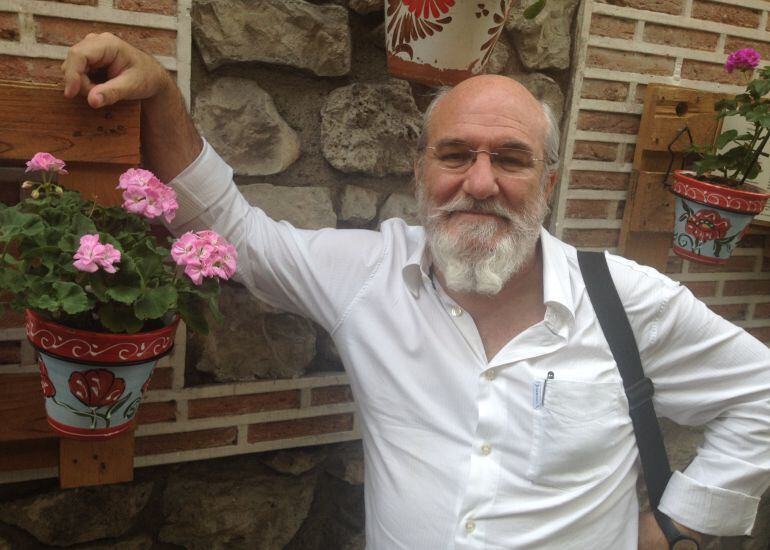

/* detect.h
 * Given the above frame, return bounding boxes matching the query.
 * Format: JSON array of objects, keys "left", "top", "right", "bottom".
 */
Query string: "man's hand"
[
  {"left": 638, "top": 511, "right": 706, "bottom": 549},
  {"left": 61, "top": 32, "right": 172, "bottom": 109}
]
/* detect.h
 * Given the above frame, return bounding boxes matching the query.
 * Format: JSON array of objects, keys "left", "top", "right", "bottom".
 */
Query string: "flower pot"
[
  {"left": 670, "top": 170, "right": 770, "bottom": 264},
  {"left": 25, "top": 309, "right": 179, "bottom": 440},
  {"left": 385, "top": 0, "right": 515, "bottom": 87}
]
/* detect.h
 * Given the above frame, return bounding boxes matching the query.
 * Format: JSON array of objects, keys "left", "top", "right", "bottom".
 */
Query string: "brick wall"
[{"left": 553, "top": 0, "right": 770, "bottom": 342}]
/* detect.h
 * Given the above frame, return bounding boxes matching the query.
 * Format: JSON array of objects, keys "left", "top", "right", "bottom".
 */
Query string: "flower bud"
[
  {"left": 31, "top": 190, "right": 40, "bottom": 199},
  {"left": 55, "top": 185, "right": 63, "bottom": 195},
  {"left": 21, "top": 181, "right": 33, "bottom": 189}
]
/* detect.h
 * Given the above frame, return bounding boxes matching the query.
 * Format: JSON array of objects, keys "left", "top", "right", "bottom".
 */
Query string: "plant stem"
[{"left": 741, "top": 127, "right": 770, "bottom": 185}]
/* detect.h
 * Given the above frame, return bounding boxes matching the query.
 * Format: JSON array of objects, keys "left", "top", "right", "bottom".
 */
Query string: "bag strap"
[{"left": 576, "top": 250, "right": 672, "bottom": 509}]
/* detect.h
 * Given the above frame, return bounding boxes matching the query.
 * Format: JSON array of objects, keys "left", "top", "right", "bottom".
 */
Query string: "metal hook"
[{"left": 662, "top": 125, "right": 696, "bottom": 187}]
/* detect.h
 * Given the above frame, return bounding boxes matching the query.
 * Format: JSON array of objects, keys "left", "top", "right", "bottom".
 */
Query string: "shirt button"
[
  {"left": 465, "top": 520, "right": 476, "bottom": 533},
  {"left": 485, "top": 369, "right": 497, "bottom": 380},
  {"left": 450, "top": 306, "right": 463, "bottom": 317},
  {"left": 481, "top": 444, "right": 492, "bottom": 456}
]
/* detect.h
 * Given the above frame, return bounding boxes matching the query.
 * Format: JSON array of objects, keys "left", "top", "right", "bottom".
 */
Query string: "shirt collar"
[{"left": 400, "top": 227, "right": 577, "bottom": 323}]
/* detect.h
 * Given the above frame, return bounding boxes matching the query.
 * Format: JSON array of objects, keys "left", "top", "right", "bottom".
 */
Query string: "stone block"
[
  {"left": 348, "top": 0, "right": 383, "bottom": 15},
  {"left": 194, "top": 77, "right": 300, "bottom": 177},
  {"left": 192, "top": 0, "right": 351, "bottom": 76},
  {"left": 378, "top": 192, "right": 420, "bottom": 225},
  {"left": 0, "top": 483, "right": 153, "bottom": 546},
  {"left": 506, "top": 0, "right": 580, "bottom": 71},
  {"left": 512, "top": 72, "right": 565, "bottom": 124},
  {"left": 240, "top": 183, "right": 337, "bottom": 229},
  {"left": 321, "top": 80, "right": 421, "bottom": 177},
  {"left": 340, "top": 184, "right": 379, "bottom": 224}
]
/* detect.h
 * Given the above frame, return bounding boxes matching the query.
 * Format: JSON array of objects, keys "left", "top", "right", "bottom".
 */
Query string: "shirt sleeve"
[
  {"left": 611, "top": 257, "right": 770, "bottom": 536},
  {"left": 166, "top": 140, "right": 388, "bottom": 332}
]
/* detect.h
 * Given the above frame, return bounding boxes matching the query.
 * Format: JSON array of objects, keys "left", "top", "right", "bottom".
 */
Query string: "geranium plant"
[
  {"left": 0, "top": 153, "right": 236, "bottom": 334},
  {"left": 692, "top": 48, "right": 770, "bottom": 186}
]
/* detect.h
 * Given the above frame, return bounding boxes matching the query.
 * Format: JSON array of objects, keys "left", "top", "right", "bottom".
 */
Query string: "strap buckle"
[{"left": 626, "top": 377, "right": 655, "bottom": 410}]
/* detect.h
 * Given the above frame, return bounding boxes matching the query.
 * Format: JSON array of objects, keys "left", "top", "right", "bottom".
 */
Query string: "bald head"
[{"left": 417, "top": 75, "right": 560, "bottom": 171}]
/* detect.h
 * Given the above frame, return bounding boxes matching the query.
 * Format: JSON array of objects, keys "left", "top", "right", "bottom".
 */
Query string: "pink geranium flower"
[
  {"left": 725, "top": 48, "right": 761, "bottom": 73},
  {"left": 25, "top": 153, "right": 67, "bottom": 174},
  {"left": 171, "top": 230, "right": 237, "bottom": 285},
  {"left": 116, "top": 168, "right": 178, "bottom": 223},
  {"left": 73, "top": 234, "right": 121, "bottom": 274}
]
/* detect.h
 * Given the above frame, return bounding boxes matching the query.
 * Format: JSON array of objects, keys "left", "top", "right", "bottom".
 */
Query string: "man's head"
[{"left": 414, "top": 75, "right": 559, "bottom": 295}]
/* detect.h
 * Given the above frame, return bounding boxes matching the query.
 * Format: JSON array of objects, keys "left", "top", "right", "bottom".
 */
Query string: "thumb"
[{"left": 88, "top": 72, "right": 136, "bottom": 108}]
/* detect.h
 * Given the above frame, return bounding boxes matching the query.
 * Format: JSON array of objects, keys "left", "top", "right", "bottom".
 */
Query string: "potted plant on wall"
[
  {"left": 0, "top": 153, "right": 237, "bottom": 439},
  {"left": 672, "top": 48, "right": 770, "bottom": 265}
]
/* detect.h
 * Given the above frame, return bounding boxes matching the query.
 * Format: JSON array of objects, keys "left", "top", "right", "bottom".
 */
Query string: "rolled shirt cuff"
[{"left": 658, "top": 470, "right": 760, "bottom": 536}]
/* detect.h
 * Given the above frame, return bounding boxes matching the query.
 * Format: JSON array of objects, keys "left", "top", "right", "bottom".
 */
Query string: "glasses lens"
[
  {"left": 432, "top": 144, "right": 475, "bottom": 170},
  {"left": 494, "top": 148, "right": 536, "bottom": 173}
]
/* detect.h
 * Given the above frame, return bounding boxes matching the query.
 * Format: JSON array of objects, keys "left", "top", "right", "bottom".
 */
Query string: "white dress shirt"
[{"left": 169, "top": 141, "right": 770, "bottom": 549}]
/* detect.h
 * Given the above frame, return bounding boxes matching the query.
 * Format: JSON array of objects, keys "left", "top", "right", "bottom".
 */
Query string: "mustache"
[{"left": 429, "top": 195, "right": 514, "bottom": 222}]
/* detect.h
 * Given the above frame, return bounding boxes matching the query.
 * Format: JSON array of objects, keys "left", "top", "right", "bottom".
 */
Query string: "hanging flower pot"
[
  {"left": 384, "top": 0, "right": 516, "bottom": 87},
  {"left": 670, "top": 170, "right": 770, "bottom": 265},
  {"left": 26, "top": 308, "right": 179, "bottom": 440}
]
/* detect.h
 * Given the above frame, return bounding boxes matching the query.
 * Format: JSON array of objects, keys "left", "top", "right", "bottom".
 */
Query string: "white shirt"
[{"left": 170, "top": 141, "right": 770, "bottom": 549}]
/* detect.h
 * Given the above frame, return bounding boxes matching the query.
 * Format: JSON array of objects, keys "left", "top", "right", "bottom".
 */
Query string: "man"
[{"left": 62, "top": 33, "right": 770, "bottom": 549}]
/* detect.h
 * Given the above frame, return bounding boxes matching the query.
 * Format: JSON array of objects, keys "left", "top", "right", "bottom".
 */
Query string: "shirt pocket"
[{"left": 526, "top": 379, "right": 629, "bottom": 488}]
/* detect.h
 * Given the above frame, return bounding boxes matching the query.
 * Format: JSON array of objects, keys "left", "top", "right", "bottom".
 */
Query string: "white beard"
[{"left": 417, "top": 183, "right": 549, "bottom": 296}]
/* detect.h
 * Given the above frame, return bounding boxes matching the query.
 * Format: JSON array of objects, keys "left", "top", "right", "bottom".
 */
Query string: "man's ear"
[{"left": 545, "top": 170, "right": 558, "bottom": 199}]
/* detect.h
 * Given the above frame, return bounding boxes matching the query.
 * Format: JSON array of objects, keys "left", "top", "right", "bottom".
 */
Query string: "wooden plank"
[
  {"left": 626, "top": 171, "right": 676, "bottom": 233},
  {"left": 59, "top": 429, "right": 134, "bottom": 488},
  {"left": 0, "top": 80, "right": 140, "bottom": 165},
  {"left": 0, "top": 373, "right": 57, "bottom": 442},
  {"left": 58, "top": 162, "right": 132, "bottom": 206},
  {"left": 0, "top": 438, "right": 58, "bottom": 472}
]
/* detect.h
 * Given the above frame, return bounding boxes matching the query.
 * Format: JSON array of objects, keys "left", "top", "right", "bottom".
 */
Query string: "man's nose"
[{"left": 462, "top": 151, "right": 500, "bottom": 200}]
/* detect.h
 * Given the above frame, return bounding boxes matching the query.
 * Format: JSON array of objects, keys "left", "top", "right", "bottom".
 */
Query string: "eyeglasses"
[{"left": 424, "top": 144, "right": 545, "bottom": 177}]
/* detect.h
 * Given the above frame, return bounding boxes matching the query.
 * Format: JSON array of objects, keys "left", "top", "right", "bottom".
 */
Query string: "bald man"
[{"left": 61, "top": 34, "right": 770, "bottom": 550}]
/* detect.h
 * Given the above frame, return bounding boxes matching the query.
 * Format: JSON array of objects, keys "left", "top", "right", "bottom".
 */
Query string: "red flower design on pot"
[
  {"left": 402, "top": 0, "right": 455, "bottom": 18},
  {"left": 685, "top": 209, "right": 731, "bottom": 242},
  {"left": 69, "top": 369, "right": 126, "bottom": 408},
  {"left": 37, "top": 357, "right": 55, "bottom": 398}
]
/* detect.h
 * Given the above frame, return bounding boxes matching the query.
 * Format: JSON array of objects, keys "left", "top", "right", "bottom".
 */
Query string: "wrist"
[{"left": 654, "top": 510, "right": 705, "bottom": 550}]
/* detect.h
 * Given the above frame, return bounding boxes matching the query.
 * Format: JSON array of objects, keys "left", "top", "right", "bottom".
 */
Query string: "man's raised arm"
[{"left": 61, "top": 33, "right": 202, "bottom": 183}]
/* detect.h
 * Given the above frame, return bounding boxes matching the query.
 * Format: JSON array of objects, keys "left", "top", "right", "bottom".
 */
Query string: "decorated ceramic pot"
[
  {"left": 26, "top": 309, "right": 179, "bottom": 440},
  {"left": 385, "top": 0, "right": 516, "bottom": 86},
  {"left": 670, "top": 170, "right": 770, "bottom": 264}
]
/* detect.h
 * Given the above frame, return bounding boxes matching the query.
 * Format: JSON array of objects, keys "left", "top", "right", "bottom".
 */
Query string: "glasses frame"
[{"left": 423, "top": 145, "right": 546, "bottom": 177}]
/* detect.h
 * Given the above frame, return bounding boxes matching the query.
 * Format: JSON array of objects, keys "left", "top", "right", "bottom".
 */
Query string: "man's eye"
[
  {"left": 496, "top": 152, "right": 533, "bottom": 170},
  {"left": 439, "top": 151, "right": 473, "bottom": 164}
]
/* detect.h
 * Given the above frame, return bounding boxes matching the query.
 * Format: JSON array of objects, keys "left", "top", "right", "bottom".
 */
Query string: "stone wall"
[{"left": 1, "top": 0, "right": 770, "bottom": 548}]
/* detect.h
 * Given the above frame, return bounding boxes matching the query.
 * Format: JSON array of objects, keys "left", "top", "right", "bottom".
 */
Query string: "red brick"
[
  {"left": 0, "top": 341, "right": 20, "bottom": 364},
  {"left": 570, "top": 170, "right": 630, "bottom": 191},
  {"left": 147, "top": 367, "right": 173, "bottom": 390},
  {"left": 643, "top": 24, "right": 718, "bottom": 52},
  {"left": 615, "top": 200, "right": 625, "bottom": 219},
  {"left": 681, "top": 60, "right": 745, "bottom": 85},
  {"left": 136, "top": 400, "right": 176, "bottom": 425},
  {"left": 682, "top": 281, "right": 717, "bottom": 297},
  {"left": 577, "top": 110, "right": 641, "bottom": 135},
  {"left": 135, "top": 427, "right": 237, "bottom": 456},
  {"left": 708, "top": 303, "right": 748, "bottom": 321},
  {"left": 723, "top": 280, "right": 770, "bottom": 296},
  {"left": 587, "top": 47, "right": 675, "bottom": 77},
  {"left": 311, "top": 385, "right": 354, "bottom": 406},
  {"left": 635, "top": 84, "right": 648, "bottom": 104},
  {"left": 595, "top": 0, "right": 683, "bottom": 15},
  {"left": 581, "top": 79, "right": 629, "bottom": 101},
  {"left": 565, "top": 199, "right": 612, "bottom": 219},
  {"left": 573, "top": 141, "right": 618, "bottom": 162},
  {"left": 50, "top": 0, "right": 97, "bottom": 4},
  {"left": 753, "top": 302, "right": 770, "bottom": 318},
  {"left": 692, "top": 1, "right": 760, "bottom": 29},
  {"left": 747, "top": 327, "right": 770, "bottom": 343},
  {"left": 188, "top": 390, "right": 301, "bottom": 419},
  {"left": 247, "top": 413, "right": 355, "bottom": 443},
  {"left": 590, "top": 14, "right": 636, "bottom": 39},
  {"left": 561, "top": 229, "right": 620, "bottom": 248},
  {"left": 35, "top": 17, "right": 176, "bottom": 57},
  {"left": 624, "top": 144, "right": 635, "bottom": 163},
  {"left": 0, "top": 55, "right": 61, "bottom": 84},
  {"left": 724, "top": 37, "right": 770, "bottom": 63},
  {"left": 665, "top": 255, "right": 683, "bottom": 274},
  {"left": 0, "top": 12, "right": 19, "bottom": 41},
  {"left": 115, "top": 0, "right": 177, "bottom": 16},
  {"left": 687, "top": 255, "right": 756, "bottom": 273}
]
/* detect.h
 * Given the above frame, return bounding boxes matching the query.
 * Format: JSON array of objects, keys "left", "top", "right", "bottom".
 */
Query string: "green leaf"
[
  {"left": 715, "top": 129, "right": 738, "bottom": 150},
  {"left": 176, "top": 293, "right": 209, "bottom": 335},
  {"left": 523, "top": 0, "right": 546, "bottom": 19},
  {"left": 134, "top": 285, "right": 178, "bottom": 320},
  {"left": 98, "top": 302, "right": 144, "bottom": 333},
  {"left": 749, "top": 78, "right": 770, "bottom": 99},
  {"left": 54, "top": 282, "right": 90, "bottom": 314},
  {"left": 105, "top": 256, "right": 142, "bottom": 304}
]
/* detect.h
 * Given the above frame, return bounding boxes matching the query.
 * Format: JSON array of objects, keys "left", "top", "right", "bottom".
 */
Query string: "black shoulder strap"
[{"left": 576, "top": 250, "right": 672, "bottom": 509}]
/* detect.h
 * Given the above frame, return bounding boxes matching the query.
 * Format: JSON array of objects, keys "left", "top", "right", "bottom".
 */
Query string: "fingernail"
[{"left": 93, "top": 93, "right": 104, "bottom": 107}]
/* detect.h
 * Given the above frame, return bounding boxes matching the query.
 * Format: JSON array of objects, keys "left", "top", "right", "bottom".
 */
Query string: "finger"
[
  {"left": 88, "top": 70, "right": 137, "bottom": 108},
  {"left": 61, "top": 35, "right": 120, "bottom": 98}
]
